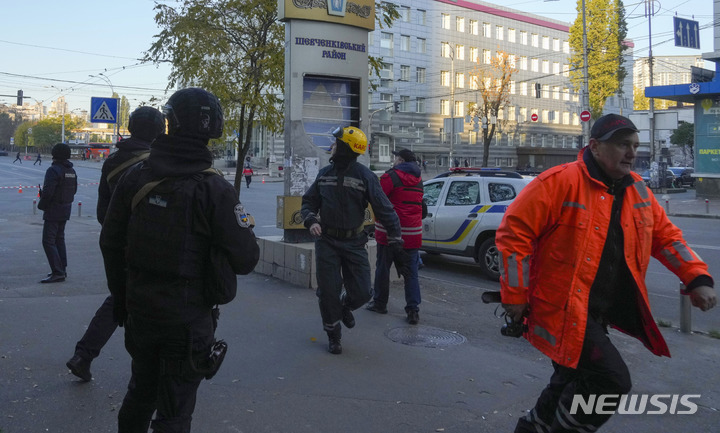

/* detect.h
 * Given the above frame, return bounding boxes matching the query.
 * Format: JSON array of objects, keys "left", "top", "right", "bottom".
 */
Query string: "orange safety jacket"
[{"left": 496, "top": 149, "right": 711, "bottom": 369}]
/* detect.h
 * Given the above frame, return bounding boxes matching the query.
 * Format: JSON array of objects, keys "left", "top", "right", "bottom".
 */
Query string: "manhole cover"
[{"left": 385, "top": 326, "right": 466, "bottom": 348}]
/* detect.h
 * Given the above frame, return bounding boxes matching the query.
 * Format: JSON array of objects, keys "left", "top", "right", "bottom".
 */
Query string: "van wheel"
[{"left": 477, "top": 238, "right": 501, "bottom": 281}]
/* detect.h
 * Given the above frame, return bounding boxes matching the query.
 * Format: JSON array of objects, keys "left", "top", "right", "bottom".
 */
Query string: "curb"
[{"left": 667, "top": 213, "right": 720, "bottom": 220}]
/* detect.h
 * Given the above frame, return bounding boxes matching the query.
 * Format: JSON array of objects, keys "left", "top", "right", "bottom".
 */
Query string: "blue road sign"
[
  {"left": 90, "top": 97, "right": 118, "bottom": 124},
  {"left": 674, "top": 17, "right": 700, "bottom": 49}
]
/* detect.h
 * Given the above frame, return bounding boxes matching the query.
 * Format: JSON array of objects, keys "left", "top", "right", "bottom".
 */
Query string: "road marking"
[{"left": 689, "top": 244, "right": 720, "bottom": 251}]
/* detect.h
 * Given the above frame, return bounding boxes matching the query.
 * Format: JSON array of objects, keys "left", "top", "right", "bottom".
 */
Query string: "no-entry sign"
[
  {"left": 580, "top": 110, "right": 591, "bottom": 122},
  {"left": 531, "top": 113, "right": 538, "bottom": 122}
]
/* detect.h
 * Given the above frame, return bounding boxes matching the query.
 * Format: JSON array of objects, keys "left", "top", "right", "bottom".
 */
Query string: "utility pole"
[
  {"left": 581, "top": 0, "right": 590, "bottom": 143},
  {"left": 449, "top": 43, "right": 455, "bottom": 168},
  {"left": 646, "top": 0, "right": 656, "bottom": 164}
]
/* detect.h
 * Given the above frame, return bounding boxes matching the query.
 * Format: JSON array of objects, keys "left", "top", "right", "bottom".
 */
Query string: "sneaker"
[
  {"left": 365, "top": 301, "right": 388, "bottom": 314},
  {"left": 66, "top": 355, "right": 92, "bottom": 382},
  {"left": 341, "top": 306, "right": 356, "bottom": 329},
  {"left": 407, "top": 310, "right": 419, "bottom": 325}
]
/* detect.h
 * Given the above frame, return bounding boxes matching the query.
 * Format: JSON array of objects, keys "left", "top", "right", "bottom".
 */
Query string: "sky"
[{"left": 0, "top": 0, "right": 714, "bottom": 112}]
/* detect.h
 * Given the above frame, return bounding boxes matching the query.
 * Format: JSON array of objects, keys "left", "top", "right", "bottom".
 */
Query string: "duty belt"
[{"left": 324, "top": 225, "right": 365, "bottom": 240}]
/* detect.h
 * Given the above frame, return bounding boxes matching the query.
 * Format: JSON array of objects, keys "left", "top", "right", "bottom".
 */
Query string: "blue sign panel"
[
  {"left": 90, "top": 97, "right": 118, "bottom": 124},
  {"left": 674, "top": 17, "right": 700, "bottom": 49}
]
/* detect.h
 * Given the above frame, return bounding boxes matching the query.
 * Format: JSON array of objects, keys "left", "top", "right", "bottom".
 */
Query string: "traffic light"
[
  {"left": 535, "top": 83, "right": 541, "bottom": 98},
  {"left": 394, "top": 101, "right": 400, "bottom": 113},
  {"left": 17, "top": 90, "right": 23, "bottom": 106}
]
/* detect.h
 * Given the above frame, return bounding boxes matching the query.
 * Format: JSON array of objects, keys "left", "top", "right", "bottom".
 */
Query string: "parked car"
[
  {"left": 640, "top": 169, "right": 676, "bottom": 188},
  {"left": 421, "top": 169, "right": 531, "bottom": 280},
  {"left": 668, "top": 167, "right": 695, "bottom": 188}
]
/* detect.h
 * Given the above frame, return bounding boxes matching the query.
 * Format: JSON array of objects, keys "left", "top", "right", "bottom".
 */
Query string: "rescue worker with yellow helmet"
[{"left": 302, "top": 126, "right": 409, "bottom": 354}]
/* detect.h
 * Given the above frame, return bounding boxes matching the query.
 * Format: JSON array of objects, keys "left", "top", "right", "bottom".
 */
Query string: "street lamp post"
[
  {"left": 581, "top": 0, "right": 590, "bottom": 144},
  {"left": 445, "top": 42, "right": 456, "bottom": 168}
]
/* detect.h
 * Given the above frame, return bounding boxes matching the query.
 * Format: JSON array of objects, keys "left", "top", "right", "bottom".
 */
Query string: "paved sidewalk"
[{"left": 1, "top": 202, "right": 719, "bottom": 433}]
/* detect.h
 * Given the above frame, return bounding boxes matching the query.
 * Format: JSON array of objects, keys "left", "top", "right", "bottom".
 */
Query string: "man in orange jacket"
[{"left": 496, "top": 114, "right": 716, "bottom": 433}]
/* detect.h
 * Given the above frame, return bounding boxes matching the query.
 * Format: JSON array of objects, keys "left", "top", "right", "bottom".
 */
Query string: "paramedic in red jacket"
[
  {"left": 368, "top": 148, "right": 424, "bottom": 325},
  {"left": 496, "top": 114, "right": 716, "bottom": 433}
]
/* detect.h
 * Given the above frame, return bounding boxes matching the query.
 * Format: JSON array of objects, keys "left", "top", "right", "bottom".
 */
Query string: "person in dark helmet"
[
  {"left": 37, "top": 143, "right": 77, "bottom": 283},
  {"left": 100, "top": 88, "right": 259, "bottom": 432},
  {"left": 66, "top": 106, "right": 165, "bottom": 383},
  {"left": 301, "top": 126, "right": 408, "bottom": 355}
]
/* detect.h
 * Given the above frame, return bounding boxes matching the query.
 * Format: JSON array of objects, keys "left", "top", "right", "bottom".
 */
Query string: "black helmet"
[
  {"left": 128, "top": 106, "right": 165, "bottom": 142},
  {"left": 51, "top": 143, "right": 71, "bottom": 160},
  {"left": 163, "top": 88, "right": 224, "bottom": 139}
]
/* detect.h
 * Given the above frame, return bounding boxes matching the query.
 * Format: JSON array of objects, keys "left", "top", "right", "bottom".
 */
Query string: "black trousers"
[
  {"left": 74, "top": 295, "right": 118, "bottom": 361},
  {"left": 118, "top": 313, "right": 214, "bottom": 433},
  {"left": 42, "top": 219, "right": 67, "bottom": 276},
  {"left": 515, "top": 316, "right": 632, "bottom": 433},
  {"left": 244, "top": 175, "right": 252, "bottom": 187},
  {"left": 315, "top": 233, "right": 372, "bottom": 332}
]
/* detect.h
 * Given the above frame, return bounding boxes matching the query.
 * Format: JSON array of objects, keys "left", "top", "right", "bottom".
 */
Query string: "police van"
[{"left": 421, "top": 168, "right": 532, "bottom": 280}]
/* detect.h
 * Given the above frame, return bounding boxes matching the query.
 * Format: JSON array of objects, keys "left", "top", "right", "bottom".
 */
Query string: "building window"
[
  {"left": 470, "top": 75, "right": 479, "bottom": 90},
  {"left": 470, "top": 47, "right": 478, "bottom": 63},
  {"left": 456, "top": 44, "right": 465, "bottom": 60},
  {"left": 441, "top": 42, "right": 451, "bottom": 58},
  {"left": 542, "top": 60, "right": 549, "bottom": 74},
  {"left": 531, "top": 33, "right": 538, "bottom": 47},
  {"left": 508, "top": 106, "right": 516, "bottom": 121},
  {"left": 508, "top": 28, "right": 516, "bottom": 43},
  {"left": 416, "top": 67, "right": 426, "bottom": 83},
  {"left": 455, "top": 100, "right": 464, "bottom": 117},
  {"left": 400, "top": 6, "right": 410, "bottom": 22},
  {"left": 510, "top": 81, "right": 516, "bottom": 94},
  {"left": 469, "top": 131, "right": 477, "bottom": 145},
  {"left": 563, "top": 111, "right": 570, "bottom": 125},
  {"left": 563, "top": 64, "right": 570, "bottom": 77},
  {"left": 456, "top": 16, "right": 465, "bottom": 32},
  {"left": 553, "top": 62, "right": 560, "bottom": 75},
  {"left": 417, "top": 97, "right": 425, "bottom": 113},
  {"left": 542, "top": 109, "right": 549, "bottom": 124},
  {"left": 441, "top": 70, "right": 450, "bottom": 87},
  {"left": 441, "top": 13, "right": 450, "bottom": 29},
  {"left": 520, "top": 107, "right": 527, "bottom": 122},
  {"left": 381, "top": 32, "right": 393, "bottom": 56},
  {"left": 553, "top": 38, "right": 560, "bottom": 51},
  {"left": 496, "top": 26, "right": 504, "bottom": 40},
  {"left": 400, "top": 35, "right": 410, "bottom": 51},
  {"left": 380, "top": 93, "right": 393, "bottom": 102},
  {"left": 456, "top": 72, "right": 464, "bottom": 88},
  {"left": 400, "top": 95, "right": 410, "bottom": 112},
  {"left": 553, "top": 86, "right": 560, "bottom": 99},
  {"left": 417, "top": 9, "right": 426, "bottom": 25},
  {"left": 483, "top": 22, "right": 491, "bottom": 38},
  {"left": 508, "top": 54, "right": 516, "bottom": 68},
  {"left": 542, "top": 84, "right": 549, "bottom": 99},
  {"left": 520, "top": 82, "right": 527, "bottom": 96},
  {"left": 483, "top": 49, "right": 491, "bottom": 64},
  {"left": 553, "top": 110, "right": 560, "bottom": 124},
  {"left": 542, "top": 35, "right": 550, "bottom": 50},
  {"left": 400, "top": 65, "right": 410, "bottom": 81},
  {"left": 417, "top": 38, "right": 426, "bottom": 53},
  {"left": 441, "top": 99, "right": 450, "bottom": 116},
  {"left": 520, "top": 31, "right": 528, "bottom": 45},
  {"left": 531, "top": 58, "right": 539, "bottom": 72},
  {"left": 563, "top": 40, "right": 570, "bottom": 53},
  {"left": 520, "top": 56, "right": 528, "bottom": 70},
  {"left": 470, "top": 19, "right": 478, "bottom": 35}
]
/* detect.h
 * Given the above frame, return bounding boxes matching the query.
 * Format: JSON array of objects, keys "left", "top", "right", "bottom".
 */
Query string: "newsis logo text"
[{"left": 570, "top": 394, "right": 701, "bottom": 415}]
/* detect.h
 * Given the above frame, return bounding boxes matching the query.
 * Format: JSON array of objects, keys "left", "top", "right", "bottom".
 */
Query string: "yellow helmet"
[{"left": 332, "top": 126, "right": 367, "bottom": 155}]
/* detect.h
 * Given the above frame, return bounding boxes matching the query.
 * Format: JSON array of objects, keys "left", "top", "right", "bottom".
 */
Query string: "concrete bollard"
[
  {"left": 680, "top": 283, "right": 692, "bottom": 334},
  {"left": 33, "top": 199, "right": 37, "bottom": 215},
  {"left": 665, "top": 199, "right": 669, "bottom": 213},
  {"left": 706, "top": 199, "right": 710, "bottom": 214},
  {"left": 78, "top": 201, "right": 82, "bottom": 217}
]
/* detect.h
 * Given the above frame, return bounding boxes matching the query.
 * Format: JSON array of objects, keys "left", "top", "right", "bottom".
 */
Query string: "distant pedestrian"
[
  {"left": 37, "top": 143, "right": 77, "bottom": 283},
  {"left": 13, "top": 151, "right": 22, "bottom": 164},
  {"left": 34, "top": 152, "right": 42, "bottom": 166},
  {"left": 454, "top": 158, "right": 459, "bottom": 168},
  {"left": 463, "top": 158, "right": 469, "bottom": 167},
  {"left": 243, "top": 157, "right": 253, "bottom": 188},
  {"left": 422, "top": 160, "right": 427, "bottom": 172}
]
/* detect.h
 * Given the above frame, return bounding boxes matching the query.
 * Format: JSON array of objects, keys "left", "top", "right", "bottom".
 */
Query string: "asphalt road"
[{"left": 1, "top": 156, "right": 719, "bottom": 433}]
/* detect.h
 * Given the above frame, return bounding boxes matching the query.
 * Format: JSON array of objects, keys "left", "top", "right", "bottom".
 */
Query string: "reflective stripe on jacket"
[{"left": 496, "top": 148, "right": 711, "bottom": 369}]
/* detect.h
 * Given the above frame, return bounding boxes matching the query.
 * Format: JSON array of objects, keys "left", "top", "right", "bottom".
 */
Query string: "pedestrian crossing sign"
[{"left": 90, "top": 97, "right": 118, "bottom": 124}]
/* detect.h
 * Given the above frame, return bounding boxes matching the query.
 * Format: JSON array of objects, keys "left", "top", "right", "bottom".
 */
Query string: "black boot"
[
  {"left": 66, "top": 354, "right": 92, "bottom": 382},
  {"left": 341, "top": 306, "right": 355, "bottom": 329},
  {"left": 327, "top": 325, "right": 342, "bottom": 355}
]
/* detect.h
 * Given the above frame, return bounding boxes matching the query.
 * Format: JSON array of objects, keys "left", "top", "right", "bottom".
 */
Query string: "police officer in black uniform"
[
  {"left": 301, "top": 126, "right": 407, "bottom": 355},
  {"left": 38, "top": 143, "right": 77, "bottom": 283},
  {"left": 100, "top": 88, "right": 259, "bottom": 432},
  {"left": 66, "top": 106, "right": 165, "bottom": 382}
]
